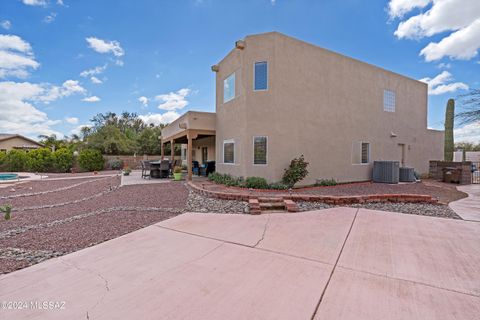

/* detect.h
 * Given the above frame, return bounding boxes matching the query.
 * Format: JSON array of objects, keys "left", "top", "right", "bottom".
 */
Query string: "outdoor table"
[{"left": 149, "top": 161, "right": 162, "bottom": 178}]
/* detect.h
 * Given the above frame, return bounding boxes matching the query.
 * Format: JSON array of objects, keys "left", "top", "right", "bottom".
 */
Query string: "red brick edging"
[{"left": 187, "top": 181, "right": 438, "bottom": 205}]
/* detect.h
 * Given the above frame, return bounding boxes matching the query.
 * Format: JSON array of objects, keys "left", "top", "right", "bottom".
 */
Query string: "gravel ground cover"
[
  {"left": 41, "top": 170, "right": 119, "bottom": 178},
  {"left": 0, "top": 180, "right": 189, "bottom": 274},
  {"left": 186, "top": 190, "right": 248, "bottom": 213},
  {"left": 7, "top": 176, "right": 120, "bottom": 209},
  {"left": 0, "top": 179, "right": 99, "bottom": 198}
]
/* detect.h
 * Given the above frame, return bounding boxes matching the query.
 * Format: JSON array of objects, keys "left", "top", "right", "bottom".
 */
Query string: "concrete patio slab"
[
  {"left": 120, "top": 170, "right": 171, "bottom": 186},
  {"left": 449, "top": 184, "right": 480, "bottom": 221},
  {"left": 314, "top": 267, "right": 480, "bottom": 320},
  {"left": 339, "top": 209, "right": 480, "bottom": 296}
]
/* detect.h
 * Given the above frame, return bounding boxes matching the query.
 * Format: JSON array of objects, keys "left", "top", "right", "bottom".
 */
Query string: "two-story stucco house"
[{"left": 161, "top": 32, "right": 443, "bottom": 184}]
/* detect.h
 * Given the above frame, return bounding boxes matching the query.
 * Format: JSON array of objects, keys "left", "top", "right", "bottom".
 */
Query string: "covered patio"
[{"left": 161, "top": 111, "right": 216, "bottom": 181}]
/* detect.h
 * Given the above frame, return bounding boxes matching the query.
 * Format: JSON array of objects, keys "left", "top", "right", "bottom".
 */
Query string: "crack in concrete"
[{"left": 253, "top": 213, "right": 271, "bottom": 248}]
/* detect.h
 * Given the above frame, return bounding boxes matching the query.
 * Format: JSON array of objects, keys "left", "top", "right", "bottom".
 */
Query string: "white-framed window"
[
  {"left": 254, "top": 61, "right": 268, "bottom": 91},
  {"left": 361, "top": 142, "right": 370, "bottom": 164},
  {"left": 223, "top": 72, "right": 235, "bottom": 103},
  {"left": 253, "top": 136, "right": 267, "bottom": 165},
  {"left": 383, "top": 90, "right": 395, "bottom": 112},
  {"left": 223, "top": 139, "right": 235, "bottom": 164}
]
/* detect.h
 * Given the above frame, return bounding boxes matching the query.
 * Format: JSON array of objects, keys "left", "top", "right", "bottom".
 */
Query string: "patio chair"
[
  {"left": 206, "top": 161, "right": 216, "bottom": 176},
  {"left": 141, "top": 160, "right": 151, "bottom": 179},
  {"left": 192, "top": 161, "right": 200, "bottom": 176},
  {"left": 159, "top": 160, "right": 170, "bottom": 178}
]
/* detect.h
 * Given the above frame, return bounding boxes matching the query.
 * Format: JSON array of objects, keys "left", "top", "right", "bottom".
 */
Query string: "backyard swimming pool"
[{"left": 0, "top": 173, "right": 18, "bottom": 181}]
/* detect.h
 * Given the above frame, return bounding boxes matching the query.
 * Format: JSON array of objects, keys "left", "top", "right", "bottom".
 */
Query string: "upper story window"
[
  {"left": 253, "top": 136, "right": 267, "bottom": 165},
  {"left": 383, "top": 90, "right": 395, "bottom": 112},
  {"left": 254, "top": 61, "right": 268, "bottom": 91},
  {"left": 223, "top": 72, "right": 235, "bottom": 103}
]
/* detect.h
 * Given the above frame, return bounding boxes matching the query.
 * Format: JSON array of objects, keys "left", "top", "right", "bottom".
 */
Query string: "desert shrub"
[
  {"left": 245, "top": 177, "right": 269, "bottom": 189},
  {"left": 208, "top": 172, "right": 243, "bottom": 186},
  {"left": 3, "top": 150, "right": 29, "bottom": 172},
  {"left": 315, "top": 178, "right": 337, "bottom": 187},
  {"left": 1, "top": 204, "right": 12, "bottom": 220},
  {"left": 268, "top": 182, "right": 289, "bottom": 190},
  {"left": 0, "top": 152, "right": 6, "bottom": 169},
  {"left": 52, "top": 148, "right": 73, "bottom": 173},
  {"left": 78, "top": 149, "right": 104, "bottom": 171},
  {"left": 282, "top": 155, "right": 309, "bottom": 187},
  {"left": 27, "top": 148, "right": 54, "bottom": 172},
  {"left": 107, "top": 159, "right": 123, "bottom": 170}
]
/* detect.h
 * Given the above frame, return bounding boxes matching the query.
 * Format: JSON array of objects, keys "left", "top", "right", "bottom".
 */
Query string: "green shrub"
[
  {"left": 0, "top": 152, "right": 6, "bottom": 169},
  {"left": 268, "top": 182, "right": 289, "bottom": 190},
  {"left": 0, "top": 204, "right": 12, "bottom": 220},
  {"left": 3, "top": 150, "right": 28, "bottom": 172},
  {"left": 245, "top": 176, "right": 269, "bottom": 189},
  {"left": 315, "top": 178, "right": 337, "bottom": 186},
  {"left": 78, "top": 149, "right": 104, "bottom": 171},
  {"left": 52, "top": 148, "right": 74, "bottom": 173},
  {"left": 27, "top": 148, "right": 53, "bottom": 172},
  {"left": 208, "top": 172, "right": 244, "bottom": 187},
  {"left": 282, "top": 155, "right": 309, "bottom": 187},
  {"left": 107, "top": 159, "right": 123, "bottom": 170}
]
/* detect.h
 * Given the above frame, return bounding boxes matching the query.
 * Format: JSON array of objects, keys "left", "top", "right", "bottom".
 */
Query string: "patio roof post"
[
  {"left": 187, "top": 133, "right": 193, "bottom": 181},
  {"left": 170, "top": 140, "right": 174, "bottom": 161},
  {"left": 160, "top": 141, "right": 165, "bottom": 160}
]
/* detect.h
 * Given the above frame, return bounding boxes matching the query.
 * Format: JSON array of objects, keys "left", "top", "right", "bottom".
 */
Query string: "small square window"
[
  {"left": 223, "top": 73, "right": 235, "bottom": 103},
  {"left": 254, "top": 61, "right": 268, "bottom": 91},
  {"left": 361, "top": 142, "right": 370, "bottom": 164},
  {"left": 223, "top": 140, "right": 235, "bottom": 164},
  {"left": 253, "top": 136, "right": 267, "bottom": 165},
  {"left": 384, "top": 90, "right": 395, "bottom": 112}
]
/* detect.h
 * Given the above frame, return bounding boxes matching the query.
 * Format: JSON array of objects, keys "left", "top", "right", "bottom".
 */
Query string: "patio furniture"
[
  {"left": 149, "top": 160, "right": 161, "bottom": 178},
  {"left": 200, "top": 161, "right": 216, "bottom": 176},
  {"left": 192, "top": 161, "right": 200, "bottom": 175},
  {"left": 159, "top": 160, "right": 171, "bottom": 178},
  {"left": 140, "top": 160, "right": 151, "bottom": 179}
]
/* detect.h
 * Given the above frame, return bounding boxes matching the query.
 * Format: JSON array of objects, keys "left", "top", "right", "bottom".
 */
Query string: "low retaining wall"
[
  {"left": 187, "top": 181, "right": 438, "bottom": 204},
  {"left": 429, "top": 161, "right": 472, "bottom": 185}
]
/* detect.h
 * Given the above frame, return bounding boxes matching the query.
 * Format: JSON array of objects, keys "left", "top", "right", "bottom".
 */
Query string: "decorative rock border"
[{"left": 187, "top": 181, "right": 438, "bottom": 205}]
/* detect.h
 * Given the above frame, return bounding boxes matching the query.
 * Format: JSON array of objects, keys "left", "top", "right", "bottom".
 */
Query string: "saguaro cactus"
[{"left": 444, "top": 99, "right": 455, "bottom": 161}]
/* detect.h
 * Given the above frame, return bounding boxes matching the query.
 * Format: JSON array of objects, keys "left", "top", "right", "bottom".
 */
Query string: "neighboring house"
[
  {"left": 161, "top": 32, "right": 444, "bottom": 184},
  {"left": 0, "top": 134, "right": 44, "bottom": 153}
]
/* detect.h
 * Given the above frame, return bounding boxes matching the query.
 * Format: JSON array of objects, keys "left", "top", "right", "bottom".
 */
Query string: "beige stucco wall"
[
  {"left": 161, "top": 111, "right": 215, "bottom": 141},
  {"left": 214, "top": 32, "right": 444, "bottom": 184},
  {"left": 0, "top": 137, "right": 42, "bottom": 152}
]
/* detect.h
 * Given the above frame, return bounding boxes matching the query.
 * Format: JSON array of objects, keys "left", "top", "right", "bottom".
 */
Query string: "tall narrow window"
[
  {"left": 383, "top": 90, "right": 395, "bottom": 112},
  {"left": 223, "top": 140, "right": 235, "bottom": 164},
  {"left": 253, "top": 136, "right": 267, "bottom": 165},
  {"left": 254, "top": 61, "right": 268, "bottom": 90},
  {"left": 361, "top": 142, "right": 370, "bottom": 164},
  {"left": 223, "top": 73, "right": 235, "bottom": 103}
]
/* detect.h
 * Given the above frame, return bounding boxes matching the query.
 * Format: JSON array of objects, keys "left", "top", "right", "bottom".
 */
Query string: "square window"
[
  {"left": 384, "top": 90, "right": 395, "bottom": 112},
  {"left": 254, "top": 61, "right": 268, "bottom": 91},
  {"left": 223, "top": 73, "right": 235, "bottom": 103},
  {"left": 253, "top": 136, "right": 267, "bottom": 165},
  {"left": 223, "top": 140, "right": 234, "bottom": 164}
]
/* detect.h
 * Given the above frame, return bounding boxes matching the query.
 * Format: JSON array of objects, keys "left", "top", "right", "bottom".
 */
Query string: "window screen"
[
  {"left": 361, "top": 142, "right": 370, "bottom": 164},
  {"left": 223, "top": 141, "right": 234, "bottom": 164},
  {"left": 254, "top": 61, "right": 268, "bottom": 90},
  {"left": 253, "top": 136, "right": 267, "bottom": 164},
  {"left": 223, "top": 73, "right": 235, "bottom": 103},
  {"left": 384, "top": 90, "right": 395, "bottom": 112}
]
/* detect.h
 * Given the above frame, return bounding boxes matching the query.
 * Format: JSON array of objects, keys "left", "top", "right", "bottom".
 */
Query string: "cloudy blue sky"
[{"left": 0, "top": 0, "right": 479, "bottom": 142}]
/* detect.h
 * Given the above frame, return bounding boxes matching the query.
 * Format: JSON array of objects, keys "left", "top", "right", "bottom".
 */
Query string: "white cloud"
[
  {"left": 389, "top": 0, "right": 480, "bottom": 61},
  {"left": 437, "top": 62, "right": 451, "bottom": 69},
  {"left": 1, "top": 20, "right": 11, "bottom": 30},
  {"left": 22, "top": 0, "right": 47, "bottom": 6},
  {"left": 86, "top": 37, "right": 124, "bottom": 57},
  {"left": 39, "top": 80, "right": 86, "bottom": 103},
  {"left": 80, "top": 64, "right": 107, "bottom": 77},
  {"left": 138, "top": 96, "right": 148, "bottom": 107},
  {"left": 57, "top": 0, "right": 64, "bottom": 5},
  {"left": 90, "top": 76, "right": 102, "bottom": 84},
  {"left": 65, "top": 117, "right": 79, "bottom": 124},
  {"left": 82, "top": 95, "right": 100, "bottom": 102},
  {"left": 139, "top": 111, "right": 180, "bottom": 125},
  {"left": 419, "top": 71, "right": 469, "bottom": 95},
  {"left": 155, "top": 88, "right": 191, "bottom": 111},
  {"left": 387, "top": 0, "right": 430, "bottom": 18},
  {"left": 114, "top": 59, "right": 124, "bottom": 66},
  {"left": 43, "top": 12, "right": 57, "bottom": 24},
  {"left": 0, "top": 34, "right": 39, "bottom": 78},
  {"left": 454, "top": 121, "right": 480, "bottom": 143}
]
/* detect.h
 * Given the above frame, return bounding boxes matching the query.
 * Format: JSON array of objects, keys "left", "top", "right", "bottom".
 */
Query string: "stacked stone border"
[{"left": 187, "top": 181, "right": 438, "bottom": 205}]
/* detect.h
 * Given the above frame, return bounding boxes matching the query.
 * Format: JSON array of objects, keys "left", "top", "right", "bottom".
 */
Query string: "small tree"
[
  {"left": 444, "top": 99, "right": 455, "bottom": 161},
  {"left": 282, "top": 155, "right": 309, "bottom": 187},
  {"left": 78, "top": 149, "right": 104, "bottom": 171}
]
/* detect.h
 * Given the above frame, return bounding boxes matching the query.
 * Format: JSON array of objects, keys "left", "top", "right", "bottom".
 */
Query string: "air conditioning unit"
[
  {"left": 399, "top": 167, "right": 416, "bottom": 182},
  {"left": 373, "top": 161, "right": 399, "bottom": 184}
]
